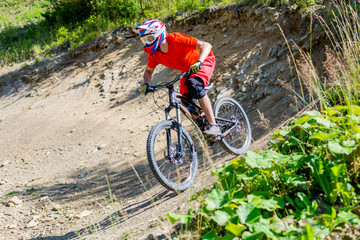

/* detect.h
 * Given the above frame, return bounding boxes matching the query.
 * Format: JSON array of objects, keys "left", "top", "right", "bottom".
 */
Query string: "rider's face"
[{"left": 140, "top": 35, "right": 156, "bottom": 46}]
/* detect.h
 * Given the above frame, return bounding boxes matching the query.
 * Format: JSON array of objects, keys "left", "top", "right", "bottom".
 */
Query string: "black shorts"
[{"left": 184, "top": 77, "right": 206, "bottom": 99}]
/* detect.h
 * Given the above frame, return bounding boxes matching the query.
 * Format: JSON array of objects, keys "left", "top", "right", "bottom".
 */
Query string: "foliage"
[
  {"left": 167, "top": 1, "right": 360, "bottom": 239},
  {"left": 168, "top": 106, "right": 360, "bottom": 239}
]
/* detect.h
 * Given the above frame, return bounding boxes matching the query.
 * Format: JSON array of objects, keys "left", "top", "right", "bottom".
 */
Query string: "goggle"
[{"left": 140, "top": 34, "right": 156, "bottom": 46}]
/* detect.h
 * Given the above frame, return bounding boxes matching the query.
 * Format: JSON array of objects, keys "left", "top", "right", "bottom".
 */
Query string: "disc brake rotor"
[{"left": 168, "top": 144, "right": 184, "bottom": 165}]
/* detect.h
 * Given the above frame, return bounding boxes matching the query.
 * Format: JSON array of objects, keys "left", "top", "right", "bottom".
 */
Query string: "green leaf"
[
  {"left": 332, "top": 105, "right": 349, "bottom": 112},
  {"left": 225, "top": 222, "right": 247, "bottom": 236},
  {"left": 247, "top": 195, "right": 282, "bottom": 211},
  {"left": 305, "top": 110, "right": 321, "bottom": 117},
  {"left": 329, "top": 164, "right": 346, "bottom": 182},
  {"left": 328, "top": 140, "right": 356, "bottom": 155},
  {"left": 348, "top": 114, "right": 360, "bottom": 123},
  {"left": 242, "top": 231, "right": 264, "bottom": 240},
  {"left": 222, "top": 233, "right": 235, "bottom": 240},
  {"left": 349, "top": 105, "right": 360, "bottom": 115},
  {"left": 342, "top": 139, "right": 356, "bottom": 148},
  {"left": 322, "top": 108, "right": 339, "bottom": 116},
  {"left": 245, "top": 151, "right": 272, "bottom": 169},
  {"left": 295, "top": 115, "right": 311, "bottom": 124},
  {"left": 213, "top": 210, "right": 231, "bottom": 226},
  {"left": 336, "top": 210, "right": 360, "bottom": 225},
  {"left": 237, "top": 204, "right": 261, "bottom": 225},
  {"left": 281, "top": 174, "right": 307, "bottom": 189},
  {"left": 205, "top": 189, "right": 226, "bottom": 211},
  {"left": 167, "top": 212, "right": 193, "bottom": 224},
  {"left": 202, "top": 231, "right": 220, "bottom": 240},
  {"left": 254, "top": 218, "right": 277, "bottom": 239},
  {"left": 279, "top": 126, "right": 293, "bottom": 135},
  {"left": 301, "top": 224, "right": 315, "bottom": 240},
  {"left": 307, "top": 156, "right": 333, "bottom": 203},
  {"left": 309, "top": 131, "right": 338, "bottom": 141},
  {"left": 313, "top": 117, "right": 335, "bottom": 128}
]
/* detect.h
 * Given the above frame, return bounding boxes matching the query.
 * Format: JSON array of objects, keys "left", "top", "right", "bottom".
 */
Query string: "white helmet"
[{"left": 134, "top": 19, "right": 167, "bottom": 55}]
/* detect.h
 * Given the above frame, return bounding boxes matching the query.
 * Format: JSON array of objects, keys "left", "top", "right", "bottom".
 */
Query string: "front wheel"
[
  {"left": 147, "top": 120, "right": 198, "bottom": 191},
  {"left": 214, "top": 97, "right": 252, "bottom": 155}
]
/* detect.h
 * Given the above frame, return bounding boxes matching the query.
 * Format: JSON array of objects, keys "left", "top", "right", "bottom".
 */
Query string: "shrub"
[{"left": 42, "top": 0, "right": 93, "bottom": 24}]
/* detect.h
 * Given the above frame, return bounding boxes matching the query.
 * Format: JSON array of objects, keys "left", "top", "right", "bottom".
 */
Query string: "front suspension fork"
[{"left": 165, "top": 104, "right": 183, "bottom": 158}]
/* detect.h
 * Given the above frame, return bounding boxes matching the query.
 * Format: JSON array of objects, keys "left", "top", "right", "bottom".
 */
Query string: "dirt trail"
[{"left": 0, "top": 4, "right": 327, "bottom": 239}]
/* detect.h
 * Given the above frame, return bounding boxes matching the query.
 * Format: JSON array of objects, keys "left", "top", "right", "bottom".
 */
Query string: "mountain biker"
[{"left": 134, "top": 19, "right": 221, "bottom": 137}]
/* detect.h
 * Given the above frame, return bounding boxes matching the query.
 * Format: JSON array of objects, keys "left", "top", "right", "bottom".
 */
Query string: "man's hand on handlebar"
[
  {"left": 140, "top": 83, "right": 149, "bottom": 95},
  {"left": 140, "top": 83, "right": 155, "bottom": 95}
]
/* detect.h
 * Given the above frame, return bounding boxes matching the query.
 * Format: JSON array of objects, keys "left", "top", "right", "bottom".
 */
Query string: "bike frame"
[{"left": 148, "top": 71, "right": 240, "bottom": 159}]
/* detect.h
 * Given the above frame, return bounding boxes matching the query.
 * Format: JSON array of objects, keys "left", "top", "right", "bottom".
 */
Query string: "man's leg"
[
  {"left": 198, "top": 94, "right": 216, "bottom": 125},
  {"left": 185, "top": 77, "right": 221, "bottom": 136}
]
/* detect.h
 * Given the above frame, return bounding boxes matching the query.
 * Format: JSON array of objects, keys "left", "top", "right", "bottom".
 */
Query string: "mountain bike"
[{"left": 146, "top": 71, "right": 252, "bottom": 191}]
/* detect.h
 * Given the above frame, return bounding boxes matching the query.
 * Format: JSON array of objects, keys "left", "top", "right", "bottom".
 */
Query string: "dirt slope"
[{"left": 0, "top": 4, "right": 327, "bottom": 240}]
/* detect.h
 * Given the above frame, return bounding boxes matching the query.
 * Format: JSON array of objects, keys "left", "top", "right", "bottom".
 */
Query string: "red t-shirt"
[{"left": 147, "top": 32, "right": 213, "bottom": 72}]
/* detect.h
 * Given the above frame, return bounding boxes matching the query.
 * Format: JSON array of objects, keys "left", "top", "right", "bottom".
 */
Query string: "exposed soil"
[{"left": 0, "top": 4, "right": 328, "bottom": 240}]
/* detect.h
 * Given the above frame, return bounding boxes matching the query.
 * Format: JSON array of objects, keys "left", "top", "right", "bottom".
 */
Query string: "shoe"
[{"left": 203, "top": 124, "right": 222, "bottom": 137}]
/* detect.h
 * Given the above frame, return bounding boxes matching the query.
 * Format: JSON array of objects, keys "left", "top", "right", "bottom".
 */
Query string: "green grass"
[{"left": 0, "top": 0, "right": 49, "bottom": 28}]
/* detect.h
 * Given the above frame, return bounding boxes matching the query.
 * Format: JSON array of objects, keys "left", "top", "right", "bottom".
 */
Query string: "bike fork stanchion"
[
  {"left": 165, "top": 107, "right": 172, "bottom": 159},
  {"left": 175, "top": 104, "right": 183, "bottom": 156}
]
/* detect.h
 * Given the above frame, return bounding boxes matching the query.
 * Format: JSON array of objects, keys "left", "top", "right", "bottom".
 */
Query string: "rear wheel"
[
  {"left": 147, "top": 120, "right": 198, "bottom": 191},
  {"left": 214, "top": 97, "right": 251, "bottom": 155}
]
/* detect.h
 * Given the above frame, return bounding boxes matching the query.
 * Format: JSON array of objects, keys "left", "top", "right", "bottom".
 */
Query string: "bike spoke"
[{"left": 151, "top": 124, "right": 194, "bottom": 188}]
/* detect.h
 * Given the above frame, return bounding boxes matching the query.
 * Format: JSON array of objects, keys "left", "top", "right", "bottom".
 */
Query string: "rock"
[
  {"left": 265, "top": 87, "right": 279, "bottom": 96},
  {"left": 225, "top": 74, "right": 233, "bottom": 80},
  {"left": 9, "top": 196, "right": 22, "bottom": 205},
  {"left": 258, "top": 58, "right": 277, "bottom": 70},
  {"left": 270, "top": 12, "right": 280, "bottom": 22},
  {"left": 292, "top": 51, "right": 301, "bottom": 59},
  {"left": 264, "top": 26, "right": 278, "bottom": 33},
  {"left": 269, "top": 45, "right": 279, "bottom": 57},
  {"left": 298, "top": 34, "right": 309, "bottom": 46},
  {"left": 79, "top": 171, "right": 90, "bottom": 178},
  {"left": 52, "top": 204, "right": 62, "bottom": 211},
  {"left": 288, "top": 4, "right": 299, "bottom": 13},
  {"left": 254, "top": 8, "right": 265, "bottom": 18},
  {"left": 97, "top": 143, "right": 107, "bottom": 150},
  {"left": 240, "top": 85, "right": 249, "bottom": 93},
  {"left": 301, "top": 43, "right": 310, "bottom": 52},
  {"left": 277, "top": 48, "right": 288, "bottom": 58},
  {"left": 106, "top": 35, "right": 113, "bottom": 43},
  {"left": 245, "top": 8, "right": 254, "bottom": 18},
  {"left": 0, "top": 160, "right": 9, "bottom": 167},
  {"left": 74, "top": 210, "right": 93, "bottom": 219},
  {"left": 26, "top": 220, "right": 37, "bottom": 228},
  {"left": 253, "top": 78, "right": 262, "bottom": 86},
  {"left": 234, "top": 40, "right": 243, "bottom": 47},
  {"left": 39, "top": 195, "right": 50, "bottom": 202},
  {"left": 217, "top": 87, "right": 234, "bottom": 98},
  {"left": 7, "top": 224, "right": 16, "bottom": 229}
]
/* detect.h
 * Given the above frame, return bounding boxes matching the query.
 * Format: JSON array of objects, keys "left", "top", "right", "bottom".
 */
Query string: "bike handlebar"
[{"left": 147, "top": 71, "right": 191, "bottom": 93}]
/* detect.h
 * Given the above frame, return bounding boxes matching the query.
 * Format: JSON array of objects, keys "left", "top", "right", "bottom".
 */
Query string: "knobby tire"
[
  {"left": 214, "top": 97, "right": 252, "bottom": 155},
  {"left": 147, "top": 120, "right": 198, "bottom": 191}
]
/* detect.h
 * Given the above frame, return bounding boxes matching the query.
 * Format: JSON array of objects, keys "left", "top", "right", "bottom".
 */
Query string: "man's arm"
[
  {"left": 196, "top": 40, "right": 212, "bottom": 63},
  {"left": 143, "top": 66, "right": 155, "bottom": 85}
]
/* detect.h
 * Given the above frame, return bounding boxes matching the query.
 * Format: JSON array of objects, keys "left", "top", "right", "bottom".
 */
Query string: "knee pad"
[{"left": 185, "top": 77, "right": 206, "bottom": 99}]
